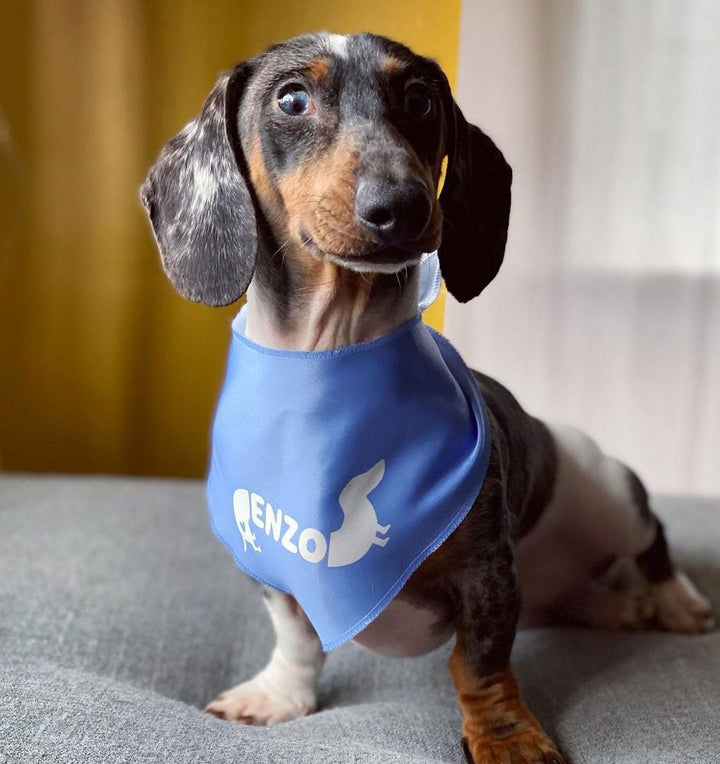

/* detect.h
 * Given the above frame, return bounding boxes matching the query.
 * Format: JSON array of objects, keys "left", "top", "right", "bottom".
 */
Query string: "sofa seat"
[{"left": 1, "top": 475, "right": 718, "bottom": 763}]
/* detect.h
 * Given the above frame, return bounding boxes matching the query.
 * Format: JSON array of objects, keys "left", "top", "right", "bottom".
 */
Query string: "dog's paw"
[
  {"left": 646, "top": 571, "right": 716, "bottom": 634},
  {"left": 203, "top": 674, "right": 316, "bottom": 725},
  {"left": 461, "top": 728, "right": 566, "bottom": 764},
  {"left": 560, "top": 566, "right": 715, "bottom": 635}
]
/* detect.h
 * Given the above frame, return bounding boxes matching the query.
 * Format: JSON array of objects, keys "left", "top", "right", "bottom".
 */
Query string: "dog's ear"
[
  {"left": 140, "top": 63, "right": 256, "bottom": 307},
  {"left": 435, "top": 70, "right": 512, "bottom": 303}
]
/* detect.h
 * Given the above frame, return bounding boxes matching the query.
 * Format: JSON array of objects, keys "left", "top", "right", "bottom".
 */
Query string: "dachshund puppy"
[{"left": 141, "top": 32, "right": 714, "bottom": 764}]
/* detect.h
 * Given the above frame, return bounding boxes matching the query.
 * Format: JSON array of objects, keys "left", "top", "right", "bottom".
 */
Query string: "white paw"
[
  {"left": 647, "top": 571, "right": 716, "bottom": 634},
  {"left": 204, "top": 674, "right": 316, "bottom": 725},
  {"left": 204, "top": 650, "right": 320, "bottom": 726}
]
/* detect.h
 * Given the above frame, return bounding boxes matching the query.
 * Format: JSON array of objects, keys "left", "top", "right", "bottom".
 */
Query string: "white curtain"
[{"left": 447, "top": 0, "right": 720, "bottom": 495}]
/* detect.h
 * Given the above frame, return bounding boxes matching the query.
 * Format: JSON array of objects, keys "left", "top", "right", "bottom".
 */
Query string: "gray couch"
[{"left": 1, "top": 475, "right": 718, "bottom": 763}]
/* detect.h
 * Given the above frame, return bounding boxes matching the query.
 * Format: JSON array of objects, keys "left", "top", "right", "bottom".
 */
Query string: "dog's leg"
[
  {"left": 204, "top": 589, "right": 325, "bottom": 724},
  {"left": 631, "top": 469, "right": 715, "bottom": 633},
  {"left": 521, "top": 426, "right": 714, "bottom": 635},
  {"left": 636, "top": 515, "right": 715, "bottom": 633},
  {"left": 564, "top": 512, "right": 714, "bottom": 634},
  {"left": 558, "top": 464, "right": 714, "bottom": 634},
  {"left": 449, "top": 544, "right": 565, "bottom": 764}
]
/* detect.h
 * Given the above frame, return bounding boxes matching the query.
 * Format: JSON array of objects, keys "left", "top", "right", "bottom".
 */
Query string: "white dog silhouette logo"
[
  {"left": 233, "top": 489, "right": 262, "bottom": 553},
  {"left": 328, "top": 460, "right": 391, "bottom": 567},
  {"left": 230, "top": 460, "right": 390, "bottom": 566}
]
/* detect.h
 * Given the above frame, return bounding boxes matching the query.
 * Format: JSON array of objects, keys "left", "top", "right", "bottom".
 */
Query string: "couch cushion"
[{"left": 1, "top": 475, "right": 718, "bottom": 763}]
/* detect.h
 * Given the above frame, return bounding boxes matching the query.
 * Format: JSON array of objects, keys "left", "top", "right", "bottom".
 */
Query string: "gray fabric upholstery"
[{"left": 1, "top": 475, "right": 718, "bottom": 763}]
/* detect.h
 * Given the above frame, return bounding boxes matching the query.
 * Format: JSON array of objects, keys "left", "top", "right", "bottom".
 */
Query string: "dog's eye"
[
  {"left": 277, "top": 84, "right": 314, "bottom": 116},
  {"left": 404, "top": 84, "right": 433, "bottom": 118}
]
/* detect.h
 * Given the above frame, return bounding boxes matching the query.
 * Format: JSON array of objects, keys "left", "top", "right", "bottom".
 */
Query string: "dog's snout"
[{"left": 355, "top": 179, "right": 432, "bottom": 245}]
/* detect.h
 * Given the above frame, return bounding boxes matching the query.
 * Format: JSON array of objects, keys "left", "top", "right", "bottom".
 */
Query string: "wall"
[{"left": 446, "top": 0, "right": 720, "bottom": 495}]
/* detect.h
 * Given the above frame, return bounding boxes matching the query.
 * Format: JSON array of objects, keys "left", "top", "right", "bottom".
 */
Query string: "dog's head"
[{"left": 141, "top": 32, "right": 512, "bottom": 306}]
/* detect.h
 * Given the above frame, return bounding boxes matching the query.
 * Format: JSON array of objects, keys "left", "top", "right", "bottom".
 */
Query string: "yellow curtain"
[{"left": 0, "top": 0, "right": 460, "bottom": 477}]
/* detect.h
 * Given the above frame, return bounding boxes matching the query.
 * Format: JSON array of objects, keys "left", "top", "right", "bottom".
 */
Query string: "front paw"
[
  {"left": 203, "top": 674, "right": 316, "bottom": 725},
  {"left": 462, "top": 727, "right": 566, "bottom": 764}
]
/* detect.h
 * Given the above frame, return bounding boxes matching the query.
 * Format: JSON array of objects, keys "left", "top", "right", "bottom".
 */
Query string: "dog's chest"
[
  {"left": 209, "top": 310, "right": 491, "bottom": 651},
  {"left": 351, "top": 598, "right": 454, "bottom": 657}
]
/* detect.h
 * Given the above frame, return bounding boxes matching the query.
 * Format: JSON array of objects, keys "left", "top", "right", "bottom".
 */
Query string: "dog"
[{"left": 141, "top": 32, "right": 714, "bottom": 764}]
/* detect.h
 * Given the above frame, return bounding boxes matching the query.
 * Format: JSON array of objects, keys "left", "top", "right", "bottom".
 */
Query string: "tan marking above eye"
[
  {"left": 382, "top": 56, "right": 406, "bottom": 76},
  {"left": 307, "top": 58, "right": 330, "bottom": 83}
]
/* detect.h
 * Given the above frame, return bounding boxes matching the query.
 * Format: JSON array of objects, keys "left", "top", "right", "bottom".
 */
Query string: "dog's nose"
[{"left": 355, "top": 179, "right": 433, "bottom": 245}]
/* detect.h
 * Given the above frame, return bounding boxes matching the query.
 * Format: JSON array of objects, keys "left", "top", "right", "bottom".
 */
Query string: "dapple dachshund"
[{"left": 141, "top": 32, "right": 714, "bottom": 764}]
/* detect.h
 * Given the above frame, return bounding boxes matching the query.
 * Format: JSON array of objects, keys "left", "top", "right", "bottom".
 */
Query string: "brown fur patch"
[
  {"left": 307, "top": 58, "right": 330, "bottom": 82},
  {"left": 448, "top": 653, "right": 565, "bottom": 763},
  {"left": 247, "top": 137, "right": 282, "bottom": 227},
  {"left": 277, "top": 137, "right": 370, "bottom": 257},
  {"left": 382, "top": 56, "right": 406, "bottom": 76},
  {"left": 276, "top": 136, "right": 441, "bottom": 263},
  {"left": 247, "top": 135, "right": 368, "bottom": 291}
]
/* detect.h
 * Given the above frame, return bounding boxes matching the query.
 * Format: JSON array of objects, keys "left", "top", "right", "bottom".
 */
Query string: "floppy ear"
[
  {"left": 436, "top": 72, "right": 512, "bottom": 303},
  {"left": 140, "top": 63, "right": 256, "bottom": 306}
]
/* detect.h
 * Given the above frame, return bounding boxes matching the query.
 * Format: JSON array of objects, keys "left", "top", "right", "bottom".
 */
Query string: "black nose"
[{"left": 355, "top": 179, "right": 433, "bottom": 245}]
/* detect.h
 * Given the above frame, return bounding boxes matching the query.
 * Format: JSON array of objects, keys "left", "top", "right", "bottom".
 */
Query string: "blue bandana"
[{"left": 206, "top": 258, "right": 491, "bottom": 651}]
